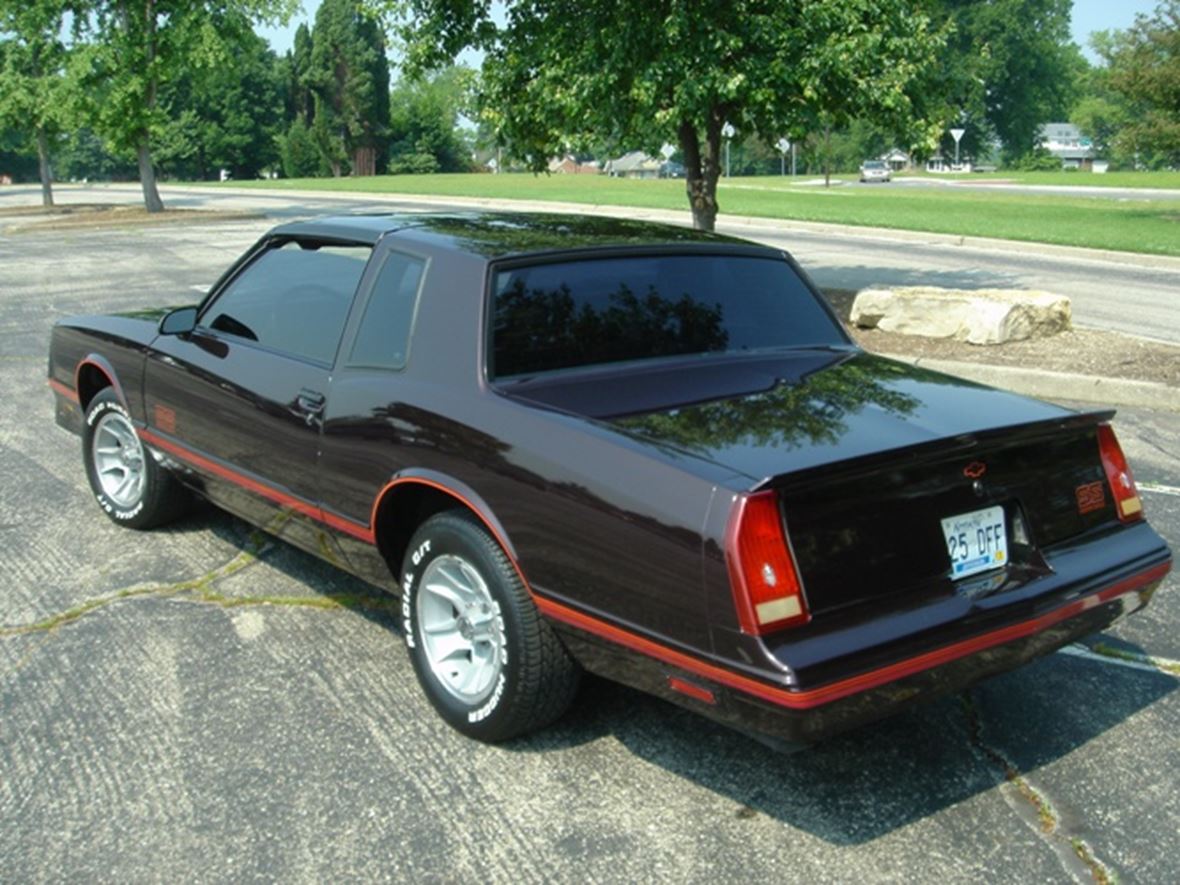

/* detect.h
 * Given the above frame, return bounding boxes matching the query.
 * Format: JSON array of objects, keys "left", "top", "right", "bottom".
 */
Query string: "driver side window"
[{"left": 202, "top": 240, "right": 371, "bottom": 365}]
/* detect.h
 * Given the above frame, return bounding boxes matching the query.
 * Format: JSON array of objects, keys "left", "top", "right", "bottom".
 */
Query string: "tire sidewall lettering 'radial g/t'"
[
  {"left": 81, "top": 389, "right": 188, "bottom": 530},
  {"left": 400, "top": 510, "right": 580, "bottom": 742}
]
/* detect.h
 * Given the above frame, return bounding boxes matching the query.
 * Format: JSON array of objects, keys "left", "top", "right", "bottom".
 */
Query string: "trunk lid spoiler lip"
[{"left": 754, "top": 408, "right": 1116, "bottom": 495}]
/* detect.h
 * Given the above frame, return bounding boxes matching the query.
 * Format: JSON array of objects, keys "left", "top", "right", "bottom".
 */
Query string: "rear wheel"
[
  {"left": 401, "top": 510, "right": 581, "bottom": 741},
  {"left": 82, "top": 389, "right": 188, "bottom": 529}
]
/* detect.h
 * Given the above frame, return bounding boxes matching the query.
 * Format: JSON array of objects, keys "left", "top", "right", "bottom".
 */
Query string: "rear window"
[{"left": 490, "top": 253, "right": 844, "bottom": 379}]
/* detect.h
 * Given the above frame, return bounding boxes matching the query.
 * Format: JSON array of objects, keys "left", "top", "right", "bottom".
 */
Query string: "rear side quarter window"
[{"left": 348, "top": 251, "right": 427, "bottom": 370}]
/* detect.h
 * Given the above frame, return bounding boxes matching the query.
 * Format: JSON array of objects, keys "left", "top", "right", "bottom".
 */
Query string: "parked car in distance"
[
  {"left": 49, "top": 212, "right": 1172, "bottom": 748},
  {"left": 860, "top": 159, "right": 892, "bottom": 182}
]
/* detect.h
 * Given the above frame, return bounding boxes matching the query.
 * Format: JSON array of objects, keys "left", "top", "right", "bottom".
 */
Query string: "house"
[
  {"left": 880, "top": 149, "right": 911, "bottom": 171},
  {"left": 1038, "top": 123, "right": 1095, "bottom": 170},
  {"left": 605, "top": 151, "right": 664, "bottom": 179},
  {"left": 547, "top": 155, "right": 600, "bottom": 175}
]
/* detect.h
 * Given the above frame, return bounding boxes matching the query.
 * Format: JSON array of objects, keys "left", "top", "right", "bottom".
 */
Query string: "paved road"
[
  {"left": 885, "top": 176, "right": 1180, "bottom": 202},
  {"left": 1, "top": 218, "right": 1178, "bottom": 882},
  {"left": 6, "top": 182, "right": 1178, "bottom": 344}
]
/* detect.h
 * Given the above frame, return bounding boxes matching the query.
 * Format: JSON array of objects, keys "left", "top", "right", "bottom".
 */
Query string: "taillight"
[
  {"left": 1097, "top": 424, "right": 1143, "bottom": 523},
  {"left": 725, "top": 490, "right": 809, "bottom": 634}
]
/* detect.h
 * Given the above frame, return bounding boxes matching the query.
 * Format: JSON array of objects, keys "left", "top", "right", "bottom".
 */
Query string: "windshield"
[
  {"left": 489, "top": 253, "right": 846, "bottom": 379},
  {"left": 863, "top": 161, "right": 885, "bottom": 169}
]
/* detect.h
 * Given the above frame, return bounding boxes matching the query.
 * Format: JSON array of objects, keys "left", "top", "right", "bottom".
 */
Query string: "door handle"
[{"left": 296, "top": 389, "right": 326, "bottom": 424}]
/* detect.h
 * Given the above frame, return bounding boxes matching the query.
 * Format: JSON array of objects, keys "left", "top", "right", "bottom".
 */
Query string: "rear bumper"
[
  {"left": 730, "top": 559, "right": 1168, "bottom": 743},
  {"left": 545, "top": 540, "right": 1171, "bottom": 745}
]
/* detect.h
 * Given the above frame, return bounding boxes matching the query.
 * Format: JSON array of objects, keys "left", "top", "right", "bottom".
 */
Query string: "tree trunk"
[
  {"left": 35, "top": 126, "right": 54, "bottom": 207},
  {"left": 679, "top": 117, "right": 723, "bottom": 231},
  {"left": 137, "top": 137, "right": 165, "bottom": 213},
  {"left": 133, "top": 0, "right": 164, "bottom": 212},
  {"left": 353, "top": 145, "right": 376, "bottom": 176}
]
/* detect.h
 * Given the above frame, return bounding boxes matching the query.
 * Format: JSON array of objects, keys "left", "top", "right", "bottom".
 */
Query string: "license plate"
[{"left": 941, "top": 505, "right": 1008, "bottom": 580}]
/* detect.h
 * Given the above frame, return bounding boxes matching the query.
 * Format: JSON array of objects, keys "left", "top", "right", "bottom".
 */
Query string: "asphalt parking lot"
[{"left": 2, "top": 218, "right": 1178, "bottom": 883}]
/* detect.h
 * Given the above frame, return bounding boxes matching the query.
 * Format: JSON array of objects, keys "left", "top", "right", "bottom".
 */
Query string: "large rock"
[{"left": 849, "top": 286, "right": 1072, "bottom": 345}]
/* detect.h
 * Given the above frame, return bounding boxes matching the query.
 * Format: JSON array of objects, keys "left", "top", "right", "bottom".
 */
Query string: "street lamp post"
[{"left": 722, "top": 122, "right": 736, "bottom": 178}]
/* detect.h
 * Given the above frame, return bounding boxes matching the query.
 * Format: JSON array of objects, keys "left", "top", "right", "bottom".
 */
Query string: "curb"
[
  {"left": 882, "top": 353, "right": 1180, "bottom": 414},
  {"left": 76, "top": 182, "right": 1180, "bottom": 274}
]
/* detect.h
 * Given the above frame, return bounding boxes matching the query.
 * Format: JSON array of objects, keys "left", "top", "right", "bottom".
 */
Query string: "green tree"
[
  {"left": 1099, "top": 2, "right": 1180, "bottom": 169},
  {"left": 395, "top": 1, "right": 943, "bottom": 231},
  {"left": 1069, "top": 44, "right": 1130, "bottom": 167},
  {"left": 72, "top": 0, "right": 294, "bottom": 212},
  {"left": 55, "top": 127, "right": 138, "bottom": 181},
  {"left": 308, "top": 0, "right": 390, "bottom": 176},
  {"left": 276, "top": 23, "right": 328, "bottom": 178},
  {"left": 0, "top": 1, "right": 76, "bottom": 206},
  {"left": 388, "top": 66, "right": 474, "bottom": 173},
  {"left": 0, "top": 122, "right": 41, "bottom": 182},
  {"left": 155, "top": 28, "right": 284, "bottom": 180},
  {"left": 925, "top": 0, "right": 1077, "bottom": 163}
]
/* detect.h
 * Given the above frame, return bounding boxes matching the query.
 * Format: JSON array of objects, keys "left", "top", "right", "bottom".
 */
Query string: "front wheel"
[
  {"left": 82, "top": 389, "right": 188, "bottom": 530},
  {"left": 400, "top": 510, "right": 580, "bottom": 742}
]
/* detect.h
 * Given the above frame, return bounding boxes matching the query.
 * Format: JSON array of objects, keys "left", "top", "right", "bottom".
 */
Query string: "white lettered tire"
[
  {"left": 82, "top": 389, "right": 188, "bottom": 530},
  {"left": 401, "top": 510, "right": 580, "bottom": 741}
]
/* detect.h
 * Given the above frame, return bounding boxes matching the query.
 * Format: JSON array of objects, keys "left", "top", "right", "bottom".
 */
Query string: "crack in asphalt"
[
  {"left": 0, "top": 543, "right": 265, "bottom": 638},
  {"left": 0, "top": 534, "right": 398, "bottom": 644},
  {"left": 1136, "top": 433, "right": 1179, "bottom": 463},
  {"left": 961, "top": 692, "right": 1115, "bottom": 885}
]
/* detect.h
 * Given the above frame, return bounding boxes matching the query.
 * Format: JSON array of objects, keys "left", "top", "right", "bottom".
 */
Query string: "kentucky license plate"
[{"left": 941, "top": 505, "right": 1008, "bottom": 579}]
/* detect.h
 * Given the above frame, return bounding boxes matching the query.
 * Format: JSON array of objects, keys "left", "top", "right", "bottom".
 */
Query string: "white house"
[{"left": 1038, "top": 123, "right": 1095, "bottom": 170}]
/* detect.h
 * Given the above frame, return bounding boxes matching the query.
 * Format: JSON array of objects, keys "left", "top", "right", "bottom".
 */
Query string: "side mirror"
[{"left": 159, "top": 306, "right": 198, "bottom": 337}]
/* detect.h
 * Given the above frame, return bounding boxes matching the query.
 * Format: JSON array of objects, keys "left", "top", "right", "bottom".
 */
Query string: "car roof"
[{"left": 268, "top": 211, "right": 763, "bottom": 259}]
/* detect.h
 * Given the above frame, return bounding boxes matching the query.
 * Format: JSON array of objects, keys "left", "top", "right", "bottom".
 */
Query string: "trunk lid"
[{"left": 588, "top": 350, "right": 1117, "bottom": 615}]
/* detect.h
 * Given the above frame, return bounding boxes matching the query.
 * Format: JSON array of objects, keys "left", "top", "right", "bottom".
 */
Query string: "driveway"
[{"left": 1, "top": 216, "right": 1177, "bottom": 883}]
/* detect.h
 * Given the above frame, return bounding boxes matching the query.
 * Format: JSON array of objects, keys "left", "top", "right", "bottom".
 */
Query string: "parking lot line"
[
  {"left": 1058, "top": 643, "right": 1180, "bottom": 677},
  {"left": 1140, "top": 482, "right": 1180, "bottom": 497}
]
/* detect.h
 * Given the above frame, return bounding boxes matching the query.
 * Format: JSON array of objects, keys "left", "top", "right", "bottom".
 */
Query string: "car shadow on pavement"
[
  {"left": 507, "top": 652, "right": 1175, "bottom": 846},
  {"left": 189, "top": 507, "right": 1174, "bottom": 847},
  {"left": 189, "top": 504, "right": 402, "bottom": 631}
]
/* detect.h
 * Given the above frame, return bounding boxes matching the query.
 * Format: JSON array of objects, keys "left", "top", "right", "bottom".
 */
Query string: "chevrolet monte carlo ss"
[{"left": 49, "top": 213, "right": 1172, "bottom": 747}]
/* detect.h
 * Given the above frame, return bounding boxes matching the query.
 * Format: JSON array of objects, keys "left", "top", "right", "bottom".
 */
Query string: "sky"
[{"left": 256, "top": 1, "right": 1165, "bottom": 64}]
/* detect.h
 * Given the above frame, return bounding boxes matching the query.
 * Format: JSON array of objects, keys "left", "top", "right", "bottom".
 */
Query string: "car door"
[{"left": 143, "top": 236, "right": 371, "bottom": 552}]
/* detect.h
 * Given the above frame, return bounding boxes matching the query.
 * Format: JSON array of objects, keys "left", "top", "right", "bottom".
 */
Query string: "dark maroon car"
[{"left": 48, "top": 213, "right": 1172, "bottom": 747}]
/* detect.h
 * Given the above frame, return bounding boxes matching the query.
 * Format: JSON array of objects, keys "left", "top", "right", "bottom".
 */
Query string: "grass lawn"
[
  {"left": 218, "top": 173, "right": 1180, "bottom": 257},
  {"left": 895, "top": 169, "right": 1180, "bottom": 189}
]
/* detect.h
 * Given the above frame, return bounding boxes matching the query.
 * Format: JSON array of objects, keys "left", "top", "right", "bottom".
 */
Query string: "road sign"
[{"left": 950, "top": 128, "right": 966, "bottom": 165}]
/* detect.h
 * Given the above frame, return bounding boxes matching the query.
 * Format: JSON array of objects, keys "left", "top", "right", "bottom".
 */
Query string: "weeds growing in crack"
[
  {"left": 1072, "top": 838, "right": 1114, "bottom": 885},
  {"left": 959, "top": 693, "right": 1057, "bottom": 832},
  {"left": 0, "top": 527, "right": 398, "bottom": 638},
  {"left": 960, "top": 692, "right": 1116, "bottom": 884},
  {"left": 0, "top": 545, "right": 261, "bottom": 636},
  {"left": 1091, "top": 642, "right": 1180, "bottom": 676}
]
